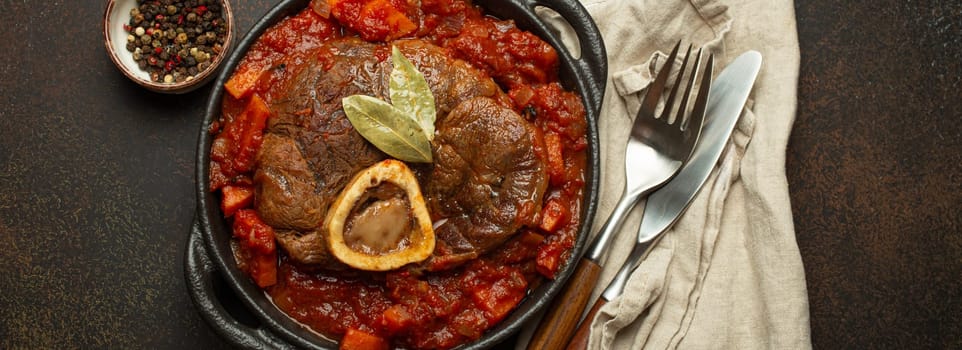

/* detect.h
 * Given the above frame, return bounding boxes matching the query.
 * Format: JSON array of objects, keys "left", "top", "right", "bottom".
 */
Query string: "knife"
[{"left": 565, "top": 50, "right": 763, "bottom": 350}]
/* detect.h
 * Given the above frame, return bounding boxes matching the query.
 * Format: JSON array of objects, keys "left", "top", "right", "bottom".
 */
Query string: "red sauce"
[{"left": 209, "top": 0, "right": 588, "bottom": 348}]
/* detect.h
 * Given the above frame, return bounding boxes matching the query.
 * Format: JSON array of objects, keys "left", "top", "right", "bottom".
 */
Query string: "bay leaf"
[
  {"left": 390, "top": 46, "right": 436, "bottom": 141},
  {"left": 342, "top": 95, "right": 433, "bottom": 163}
]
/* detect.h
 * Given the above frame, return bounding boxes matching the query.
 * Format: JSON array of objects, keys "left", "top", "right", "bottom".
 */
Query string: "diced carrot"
[
  {"left": 539, "top": 197, "right": 569, "bottom": 233},
  {"left": 490, "top": 229, "right": 544, "bottom": 264},
  {"left": 519, "top": 230, "right": 545, "bottom": 246},
  {"left": 340, "top": 328, "right": 389, "bottom": 350},
  {"left": 232, "top": 209, "right": 254, "bottom": 241},
  {"left": 536, "top": 242, "right": 564, "bottom": 278},
  {"left": 509, "top": 85, "right": 535, "bottom": 108},
  {"left": 380, "top": 305, "right": 413, "bottom": 334},
  {"left": 544, "top": 132, "right": 565, "bottom": 186},
  {"left": 470, "top": 272, "right": 526, "bottom": 323},
  {"left": 242, "top": 93, "right": 272, "bottom": 135},
  {"left": 220, "top": 185, "right": 254, "bottom": 217},
  {"left": 209, "top": 161, "right": 230, "bottom": 191},
  {"left": 249, "top": 250, "right": 278, "bottom": 288},
  {"left": 233, "top": 209, "right": 276, "bottom": 254},
  {"left": 311, "top": 0, "right": 332, "bottom": 18},
  {"left": 233, "top": 209, "right": 278, "bottom": 287},
  {"left": 233, "top": 94, "right": 272, "bottom": 173},
  {"left": 224, "top": 60, "right": 271, "bottom": 99},
  {"left": 327, "top": 0, "right": 354, "bottom": 20},
  {"left": 330, "top": 0, "right": 416, "bottom": 41},
  {"left": 377, "top": 1, "right": 417, "bottom": 39}
]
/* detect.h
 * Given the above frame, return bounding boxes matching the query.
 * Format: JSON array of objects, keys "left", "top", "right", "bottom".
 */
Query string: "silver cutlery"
[
  {"left": 565, "top": 50, "right": 763, "bottom": 350},
  {"left": 528, "top": 41, "right": 712, "bottom": 350}
]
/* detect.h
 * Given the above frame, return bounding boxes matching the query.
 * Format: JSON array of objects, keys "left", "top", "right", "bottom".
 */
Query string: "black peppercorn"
[{"left": 123, "top": 0, "right": 228, "bottom": 83}]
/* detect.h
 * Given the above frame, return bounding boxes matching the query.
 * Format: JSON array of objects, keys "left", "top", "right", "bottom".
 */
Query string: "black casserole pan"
[{"left": 186, "top": 0, "right": 606, "bottom": 348}]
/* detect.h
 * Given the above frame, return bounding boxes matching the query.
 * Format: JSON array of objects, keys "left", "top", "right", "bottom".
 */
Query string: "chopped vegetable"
[
  {"left": 328, "top": 0, "right": 416, "bottom": 41},
  {"left": 232, "top": 210, "right": 277, "bottom": 287},
  {"left": 220, "top": 185, "right": 254, "bottom": 217},
  {"left": 539, "top": 197, "right": 569, "bottom": 233},
  {"left": 340, "top": 328, "right": 389, "bottom": 350},
  {"left": 470, "top": 270, "right": 527, "bottom": 323},
  {"left": 209, "top": 93, "right": 272, "bottom": 191},
  {"left": 544, "top": 131, "right": 566, "bottom": 186},
  {"left": 224, "top": 61, "right": 271, "bottom": 99},
  {"left": 233, "top": 94, "right": 271, "bottom": 173},
  {"left": 380, "top": 305, "right": 414, "bottom": 334},
  {"left": 536, "top": 241, "right": 564, "bottom": 278},
  {"left": 248, "top": 250, "right": 278, "bottom": 288}
]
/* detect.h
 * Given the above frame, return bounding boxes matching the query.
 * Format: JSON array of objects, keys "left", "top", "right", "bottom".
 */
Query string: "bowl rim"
[
  {"left": 192, "top": 0, "right": 606, "bottom": 348},
  {"left": 102, "top": 0, "right": 235, "bottom": 93}
]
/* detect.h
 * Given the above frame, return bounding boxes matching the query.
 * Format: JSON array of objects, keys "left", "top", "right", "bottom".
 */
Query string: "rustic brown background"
[
  {"left": 0, "top": 0, "right": 959, "bottom": 348},
  {"left": 791, "top": 1, "right": 962, "bottom": 349}
]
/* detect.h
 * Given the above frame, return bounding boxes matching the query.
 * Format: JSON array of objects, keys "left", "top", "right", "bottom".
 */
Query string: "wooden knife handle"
[
  {"left": 526, "top": 258, "right": 602, "bottom": 350},
  {"left": 565, "top": 297, "right": 608, "bottom": 350}
]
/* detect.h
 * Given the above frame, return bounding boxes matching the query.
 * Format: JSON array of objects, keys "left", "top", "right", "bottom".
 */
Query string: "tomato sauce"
[{"left": 209, "top": 0, "right": 588, "bottom": 348}]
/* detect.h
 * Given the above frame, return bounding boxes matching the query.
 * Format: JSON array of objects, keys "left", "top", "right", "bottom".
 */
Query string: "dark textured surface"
[
  {"left": 791, "top": 1, "right": 962, "bottom": 349},
  {"left": 0, "top": 1, "right": 276, "bottom": 348},
  {"left": 0, "top": 0, "right": 959, "bottom": 349}
]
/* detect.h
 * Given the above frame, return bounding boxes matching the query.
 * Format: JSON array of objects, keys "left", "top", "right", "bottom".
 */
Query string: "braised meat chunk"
[
  {"left": 425, "top": 97, "right": 548, "bottom": 268},
  {"left": 253, "top": 38, "right": 524, "bottom": 267},
  {"left": 254, "top": 40, "right": 389, "bottom": 265}
]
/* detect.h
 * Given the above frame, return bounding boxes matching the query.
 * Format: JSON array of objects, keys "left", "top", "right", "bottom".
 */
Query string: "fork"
[{"left": 526, "top": 41, "right": 710, "bottom": 350}]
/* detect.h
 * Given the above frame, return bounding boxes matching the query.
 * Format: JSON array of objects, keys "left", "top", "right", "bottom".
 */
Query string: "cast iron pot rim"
[{"left": 194, "top": 0, "right": 606, "bottom": 348}]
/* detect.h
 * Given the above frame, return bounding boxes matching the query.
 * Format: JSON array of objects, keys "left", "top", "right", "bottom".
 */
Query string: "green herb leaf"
[
  {"left": 390, "top": 46, "right": 436, "bottom": 141},
  {"left": 342, "top": 95, "right": 433, "bottom": 163},
  {"left": 341, "top": 46, "right": 438, "bottom": 163}
]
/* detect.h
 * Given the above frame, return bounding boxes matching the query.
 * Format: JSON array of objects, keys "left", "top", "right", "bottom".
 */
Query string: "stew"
[{"left": 208, "top": 0, "right": 588, "bottom": 348}]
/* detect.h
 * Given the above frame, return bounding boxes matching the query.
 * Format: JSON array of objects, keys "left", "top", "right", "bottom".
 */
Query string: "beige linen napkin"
[{"left": 521, "top": 0, "right": 811, "bottom": 348}]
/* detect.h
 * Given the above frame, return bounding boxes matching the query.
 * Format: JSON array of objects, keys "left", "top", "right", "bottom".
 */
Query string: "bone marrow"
[{"left": 325, "top": 160, "right": 435, "bottom": 271}]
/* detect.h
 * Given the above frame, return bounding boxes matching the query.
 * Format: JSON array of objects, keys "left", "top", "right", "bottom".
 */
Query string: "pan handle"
[
  {"left": 530, "top": 0, "right": 607, "bottom": 113},
  {"left": 185, "top": 218, "right": 293, "bottom": 350}
]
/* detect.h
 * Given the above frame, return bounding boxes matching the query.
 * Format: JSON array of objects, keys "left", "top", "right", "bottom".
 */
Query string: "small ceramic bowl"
[{"left": 103, "top": 0, "right": 234, "bottom": 94}]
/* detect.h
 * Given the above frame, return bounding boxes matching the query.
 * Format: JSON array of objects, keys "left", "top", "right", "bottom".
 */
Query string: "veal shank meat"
[{"left": 252, "top": 38, "right": 547, "bottom": 269}]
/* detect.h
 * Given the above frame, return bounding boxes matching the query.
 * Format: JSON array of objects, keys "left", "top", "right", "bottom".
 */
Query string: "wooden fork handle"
[
  {"left": 565, "top": 297, "right": 608, "bottom": 350},
  {"left": 526, "top": 258, "right": 602, "bottom": 350}
]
